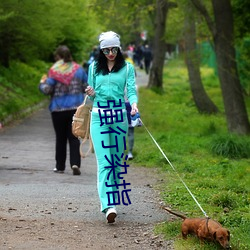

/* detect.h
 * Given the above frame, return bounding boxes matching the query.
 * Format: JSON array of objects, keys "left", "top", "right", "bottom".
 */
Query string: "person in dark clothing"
[
  {"left": 134, "top": 45, "right": 144, "bottom": 69},
  {"left": 143, "top": 44, "right": 152, "bottom": 74},
  {"left": 39, "top": 45, "right": 88, "bottom": 175}
]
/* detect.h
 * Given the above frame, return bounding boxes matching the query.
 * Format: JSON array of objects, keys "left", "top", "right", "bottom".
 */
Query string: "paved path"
[
  {"left": 0, "top": 71, "right": 173, "bottom": 249},
  {"left": 135, "top": 68, "right": 149, "bottom": 88},
  {"left": 0, "top": 106, "right": 164, "bottom": 223}
]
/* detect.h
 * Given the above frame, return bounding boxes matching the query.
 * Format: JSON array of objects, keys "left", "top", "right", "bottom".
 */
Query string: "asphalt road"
[
  {"left": 0, "top": 69, "right": 173, "bottom": 249},
  {"left": 0, "top": 106, "right": 167, "bottom": 223}
]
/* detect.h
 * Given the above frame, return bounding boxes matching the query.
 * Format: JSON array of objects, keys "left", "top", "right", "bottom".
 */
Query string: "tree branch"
[{"left": 190, "top": 0, "right": 216, "bottom": 37}]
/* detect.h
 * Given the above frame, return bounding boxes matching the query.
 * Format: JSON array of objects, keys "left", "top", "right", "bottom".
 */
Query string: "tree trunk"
[
  {"left": 184, "top": 4, "right": 218, "bottom": 114},
  {"left": 147, "top": 0, "right": 169, "bottom": 89},
  {"left": 212, "top": 0, "right": 250, "bottom": 134},
  {"left": 191, "top": 0, "right": 250, "bottom": 134}
]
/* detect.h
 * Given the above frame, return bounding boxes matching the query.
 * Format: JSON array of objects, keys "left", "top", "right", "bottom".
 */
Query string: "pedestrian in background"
[
  {"left": 143, "top": 44, "right": 152, "bottom": 74},
  {"left": 134, "top": 44, "right": 144, "bottom": 69},
  {"left": 39, "top": 45, "right": 88, "bottom": 175},
  {"left": 85, "top": 31, "right": 138, "bottom": 223},
  {"left": 123, "top": 51, "right": 137, "bottom": 160},
  {"left": 85, "top": 46, "right": 99, "bottom": 72}
]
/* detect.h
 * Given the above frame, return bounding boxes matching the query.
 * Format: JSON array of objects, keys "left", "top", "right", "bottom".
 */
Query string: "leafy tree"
[
  {"left": 0, "top": 0, "right": 57, "bottom": 66},
  {"left": 232, "top": 0, "right": 250, "bottom": 95},
  {"left": 191, "top": 0, "right": 250, "bottom": 134},
  {"left": 164, "top": 1, "right": 184, "bottom": 44},
  {"left": 0, "top": 0, "right": 99, "bottom": 67},
  {"left": 91, "top": 0, "right": 155, "bottom": 47},
  {"left": 183, "top": 1, "right": 218, "bottom": 114},
  {"left": 232, "top": 0, "right": 250, "bottom": 40},
  {"left": 148, "top": 0, "right": 177, "bottom": 89}
]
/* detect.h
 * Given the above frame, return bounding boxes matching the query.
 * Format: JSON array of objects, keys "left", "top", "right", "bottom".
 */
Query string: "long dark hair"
[{"left": 95, "top": 48, "right": 126, "bottom": 75}]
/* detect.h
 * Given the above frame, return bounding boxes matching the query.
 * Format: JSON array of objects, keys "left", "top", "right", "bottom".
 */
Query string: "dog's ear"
[
  {"left": 227, "top": 230, "right": 230, "bottom": 240},
  {"left": 213, "top": 231, "right": 217, "bottom": 240}
]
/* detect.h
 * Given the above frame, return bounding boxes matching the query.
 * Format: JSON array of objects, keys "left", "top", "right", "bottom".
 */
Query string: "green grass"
[
  {"left": 0, "top": 60, "right": 50, "bottom": 123},
  {"left": 132, "top": 58, "right": 250, "bottom": 250},
  {"left": 1, "top": 57, "right": 249, "bottom": 249}
]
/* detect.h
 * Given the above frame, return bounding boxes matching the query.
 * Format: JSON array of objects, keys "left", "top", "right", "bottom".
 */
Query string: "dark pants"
[
  {"left": 125, "top": 102, "right": 134, "bottom": 152},
  {"left": 128, "top": 127, "right": 134, "bottom": 152},
  {"left": 51, "top": 110, "right": 80, "bottom": 171},
  {"left": 144, "top": 59, "right": 151, "bottom": 74}
]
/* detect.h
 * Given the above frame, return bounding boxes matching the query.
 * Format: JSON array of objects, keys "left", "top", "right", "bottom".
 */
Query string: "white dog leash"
[{"left": 139, "top": 118, "right": 209, "bottom": 218}]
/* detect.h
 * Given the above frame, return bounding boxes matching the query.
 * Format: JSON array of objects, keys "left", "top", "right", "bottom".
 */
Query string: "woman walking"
[
  {"left": 85, "top": 31, "right": 138, "bottom": 223},
  {"left": 39, "top": 45, "right": 88, "bottom": 175}
]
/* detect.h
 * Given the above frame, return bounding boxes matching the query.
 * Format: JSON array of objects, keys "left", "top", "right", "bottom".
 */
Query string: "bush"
[
  {"left": 210, "top": 191, "right": 237, "bottom": 209},
  {"left": 210, "top": 134, "right": 250, "bottom": 159},
  {"left": 0, "top": 60, "right": 49, "bottom": 123}
]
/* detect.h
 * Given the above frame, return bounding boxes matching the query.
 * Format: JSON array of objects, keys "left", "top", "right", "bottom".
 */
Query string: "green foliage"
[
  {"left": 210, "top": 191, "right": 238, "bottom": 209},
  {"left": 236, "top": 37, "right": 250, "bottom": 95},
  {"left": 232, "top": 0, "right": 250, "bottom": 39},
  {"left": 133, "top": 58, "right": 250, "bottom": 249},
  {"left": 165, "top": 0, "right": 213, "bottom": 45},
  {"left": 92, "top": 0, "right": 155, "bottom": 46},
  {"left": 165, "top": 2, "right": 184, "bottom": 44},
  {"left": 0, "top": 60, "right": 49, "bottom": 122},
  {"left": 210, "top": 134, "right": 250, "bottom": 159},
  {"left": 0, "top": 0, "right": 100, "bottom": 66},
  {"left": 154, "top": 221, "right": 181, "bottom": 240}
]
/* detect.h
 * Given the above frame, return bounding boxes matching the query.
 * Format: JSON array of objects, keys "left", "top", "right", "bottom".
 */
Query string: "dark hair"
[
  {"left": 95, "top": 48, "right": 126, "bottom": 75},
  {"left": 54, "top": 45, "right": 73, "bottom": 63}
]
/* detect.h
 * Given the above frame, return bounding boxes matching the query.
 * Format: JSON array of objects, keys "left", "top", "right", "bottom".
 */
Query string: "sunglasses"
[{"left": 102, "top": 47, "right": 119, "bottom": 55}]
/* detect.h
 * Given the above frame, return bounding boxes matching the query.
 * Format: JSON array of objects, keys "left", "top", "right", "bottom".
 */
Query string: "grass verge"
[
  {"left": 1, "top": 58, "right": 249, "bottom": 249},
  {"left": 132, "top": 58, "right": 250, "bottom": 250},
  {"left": 0, "top": 60, "right": 50, "bottom": 125}
]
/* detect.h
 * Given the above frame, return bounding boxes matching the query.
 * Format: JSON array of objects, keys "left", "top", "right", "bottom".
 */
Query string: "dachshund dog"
[{"left": 163, "top": 207, "right": 231, "bottom": 249}]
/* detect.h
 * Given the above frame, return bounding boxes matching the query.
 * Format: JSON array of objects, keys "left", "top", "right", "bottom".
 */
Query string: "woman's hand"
[
  {"left": 131, "top": 103, "right": 138, "bottom": 116},
  {"left": 85, "top": 86, "right": 95, "bottom": 97}
]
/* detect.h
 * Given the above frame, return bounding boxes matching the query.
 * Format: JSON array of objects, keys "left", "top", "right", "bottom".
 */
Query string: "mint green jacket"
[{"left": 87, "top": 62, "right": 138, "bottom": 109}]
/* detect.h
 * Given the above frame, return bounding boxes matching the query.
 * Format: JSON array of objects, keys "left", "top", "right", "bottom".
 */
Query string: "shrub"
[
  {"left": 210, "top": 191, "right": 237, "bottom": 209},
  {"left": 210, "top": 135, "right": 250, "bottom": 158}
]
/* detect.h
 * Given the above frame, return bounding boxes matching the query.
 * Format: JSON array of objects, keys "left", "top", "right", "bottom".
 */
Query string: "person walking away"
[
  {"left": 39, "top": 45, "right": 88, "bottom": 175},
  {"left": 143, "top": 44, "right": 152, "bottom": 74},
  {"left": 123, "top": 52, "right": 137, "bottom": 160},
  {"left": 85, "top": 31, "right": 138, "bottom": 223},
  {"left": 125, "top": 101, "right": 135, "bottom": 160},
  {"left": 134, "top": 44, "right": 144, "bottom": 69}
]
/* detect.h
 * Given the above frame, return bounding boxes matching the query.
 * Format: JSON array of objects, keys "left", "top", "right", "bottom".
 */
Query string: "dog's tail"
[{"left": 162, "top": 206, "right": 187, "bottom": 220}]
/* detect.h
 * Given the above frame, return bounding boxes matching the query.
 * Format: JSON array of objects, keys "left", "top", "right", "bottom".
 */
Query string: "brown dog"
[{"left": 163, "top": 207, "right": 231, "bottom": 249}]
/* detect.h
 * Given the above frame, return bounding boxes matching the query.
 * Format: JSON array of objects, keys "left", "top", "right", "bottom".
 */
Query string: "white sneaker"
[
  {"left": 128, "top": 152, "right": 133, "bottom": 160},
  {"left": 106, "top": 208, "right": 117, "bottom": 223}
]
